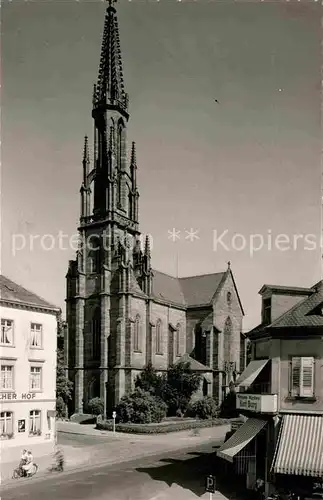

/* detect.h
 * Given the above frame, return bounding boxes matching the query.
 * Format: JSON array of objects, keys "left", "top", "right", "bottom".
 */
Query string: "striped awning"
[
  {"left": 235, "top": 359, "right": 269, "bottom": 388},
  {"left": 272, "top": 414, "right": 323, "bottom": 477},
  {"left": 217, "top": 417, "right": 267, "bottom": 463}
]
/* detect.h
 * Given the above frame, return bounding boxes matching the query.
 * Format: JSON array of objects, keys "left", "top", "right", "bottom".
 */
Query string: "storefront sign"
[
  {"left": 237, "top": 394, "right": 262, "bottom": 412},
  {"left": 18, "top": 420, "right": 26, "bottom": 432},
  {"left": 0, "top": 393, "right": 36, "bottom": 401},
  {"left": 236, "top": 393, "right": 278, "bottom": 413}
]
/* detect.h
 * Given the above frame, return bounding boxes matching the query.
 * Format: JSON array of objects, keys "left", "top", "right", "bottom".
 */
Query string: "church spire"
[{"left": 93, "top": 0, "right": 128, "bottom": 112}]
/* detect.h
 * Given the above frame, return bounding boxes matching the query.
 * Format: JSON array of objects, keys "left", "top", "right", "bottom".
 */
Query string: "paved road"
[{"left": 1, "top": 443, "right": 239, "bottom": 500}]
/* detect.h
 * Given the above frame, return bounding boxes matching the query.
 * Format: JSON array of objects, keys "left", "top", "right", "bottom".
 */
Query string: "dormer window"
[{"left": 263, "top": 298, "right": 271, "bottom": 325}]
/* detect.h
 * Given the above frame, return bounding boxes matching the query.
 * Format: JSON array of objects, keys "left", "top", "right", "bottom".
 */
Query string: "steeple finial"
[
  {"left": 95, "top": 0, "right": 128, "bottom": 111},
  {"left": 227, "top": 261, "right": 231, "bottom": 270},
  {"left": 83, "top": 135, "right": 90, "bottom": 163},
  {"left": 131, "top": 142, "right": 136, "bottom": 167},
  {"left": 144, "top": 235, "right": 151, "bottom": 257}
]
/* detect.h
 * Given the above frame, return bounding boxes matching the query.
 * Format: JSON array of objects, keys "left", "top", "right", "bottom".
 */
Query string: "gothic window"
[
  {"left": 223, "top": 317, "right": 232, "bottom": 363},
  {"left": 176, "top": 323, "right": 181, "bottom": 357},
  {"left": 89, "top": 236, "right": 101, "bottom": 273},
  {"left": 92, "top": 308, "right": 101, "bottom": 361},
  {"left": 117, "top": 125, "right": 123, "bottom": 205},
  {"left": 156, "top": 319, "right": 162, "bottom": 354},
  {"left": 128, "top": 192, "right": 133, "bottom": 220},
  {"left": 134, "top": 314, "right": 141, "bottom": 352},
  {"left": 227, "top": 291, "right": 232, "bottom": 304}
]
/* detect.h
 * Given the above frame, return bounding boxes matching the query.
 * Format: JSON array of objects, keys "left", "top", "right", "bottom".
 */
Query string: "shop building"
[
  {"left": 0, "top": 275, "right": 59, "bottom": 461},
  {"left": 217, "top": 280, "right": 323, "bottom": 499}
]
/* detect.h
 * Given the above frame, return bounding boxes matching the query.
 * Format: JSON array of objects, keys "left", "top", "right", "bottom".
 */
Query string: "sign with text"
[
  {"left": 0, "top": 393, "right": 36, "bottom": 401},
  {"left": 237, "top": 394, "right": 262, "bottom": 412},
  {"left": 236, "top": 393, "right": 277, "bottom": 413},
  {"left": 18, "top": 420, "right": 26, "bottom": 432},
  {"left": 205, "top": 475, "right": 216, "bottom": 493}
]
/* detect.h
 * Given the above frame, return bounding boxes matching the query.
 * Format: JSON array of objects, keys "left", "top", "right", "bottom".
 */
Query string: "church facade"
[{"left": 66, "top": 1, "right": 245, "bottom": 417}]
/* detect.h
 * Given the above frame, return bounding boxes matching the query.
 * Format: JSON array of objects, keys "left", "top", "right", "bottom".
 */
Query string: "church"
[{"left": 66, "top": 0, "right": 246, "bottom": 417}]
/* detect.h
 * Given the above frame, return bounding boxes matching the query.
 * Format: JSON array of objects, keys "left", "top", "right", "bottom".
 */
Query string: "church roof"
[
  {"left": 179, "top": 272, "right": 225, "bottom": 307},
  {"left": 151, "top": 269, "right": 229, "bottom": 308},
  {"left": 175, "top": 353, "right": 212, "bottom": 371},
  {"left": 0, "top": 275, "right": 60, "bottom": 312},
  {"left": 152, "top": 270, "right": 186, "bottom": 306}
]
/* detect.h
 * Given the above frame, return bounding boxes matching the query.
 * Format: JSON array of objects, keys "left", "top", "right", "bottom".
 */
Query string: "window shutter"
[
  {"left": 300, "top": 357, "right": 314, "bottom": 397},
  {"left": 291, "top": 357, "right": 301, "bottom": 397}
]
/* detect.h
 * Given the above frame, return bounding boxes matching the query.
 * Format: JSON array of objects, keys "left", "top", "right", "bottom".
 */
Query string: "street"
[{"left": 0, "top": 441, "right": 242, "bottom": 500}]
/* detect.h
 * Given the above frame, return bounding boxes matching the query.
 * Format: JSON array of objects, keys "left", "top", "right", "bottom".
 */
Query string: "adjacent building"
[
  {"left": 65, "top": 2, "right": 246, "bottom": 417},
  {"left": 217, "top": 280, "right": 323, "bottom": 498},
  {"left": 0, "top": 275, "right": 59, "bottom": 460}
]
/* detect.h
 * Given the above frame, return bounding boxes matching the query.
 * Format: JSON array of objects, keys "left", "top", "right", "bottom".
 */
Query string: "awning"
[
  {"left": 272, "top": 414, "right": 323, "bottom": 477},
  {"left": 217, "top": 418, "right": 267, "bottom": 463},
  {"left": 235, "top": 359, "right": 269, "bottom": 388},
  {"left": 47, "top": 410, "right": 56, "bottom": 418}
]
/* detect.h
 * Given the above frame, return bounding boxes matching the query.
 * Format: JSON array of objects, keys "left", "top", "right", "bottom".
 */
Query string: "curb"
[{"left": 0, "top": 436, "right": 224, "bottom": 492}]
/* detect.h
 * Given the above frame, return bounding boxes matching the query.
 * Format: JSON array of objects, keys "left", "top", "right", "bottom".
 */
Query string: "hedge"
[{"left": 96, "top": 417, "right": 242, "bottom": 434}]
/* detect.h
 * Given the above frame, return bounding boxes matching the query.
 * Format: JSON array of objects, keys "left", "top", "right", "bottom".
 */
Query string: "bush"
[
  {"left": 188, "top": 396, "right": 219, "bottom": 420},
  {"left": 87, "top": 397, "right": 104, "bottom": 416},
  {"left": 116, "top": 388, "right": 167, "bottom": 424},
  {"left": 97, "top": 417, "right": 233, "bottom": 434},
  {"left": 56, "top": 396, "right": 67, "bottom": 419},
  {"left": 134, "top": 361, "right": 202, "bottom": 417}
]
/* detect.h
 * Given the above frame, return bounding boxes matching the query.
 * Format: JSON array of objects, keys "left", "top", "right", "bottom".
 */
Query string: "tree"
[
  {"left": 56, "top": 317, "right": 73, "bottom": 418},
  {"left": 164, "top": 362, "right": 201, "bottom": 415},
  {"left": 135, "top": 362, "right": 164, "bottom": 396},
  {"left": 56, "top": 347, "right": 73, "bottom": 418},
  {"left": 116, "top": 388, "right": 167, "bottom": 424}
]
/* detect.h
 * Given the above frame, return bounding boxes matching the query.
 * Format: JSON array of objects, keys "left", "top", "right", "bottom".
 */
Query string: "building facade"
[
  {"left": 0, "top": 275, "right": 59, "bottom": 461},
  {"left": 66, "top": 2, "right": 245, "bottom": 417},
  {"left": 217, "top": 280, "right": 323, "bottom": 499}
]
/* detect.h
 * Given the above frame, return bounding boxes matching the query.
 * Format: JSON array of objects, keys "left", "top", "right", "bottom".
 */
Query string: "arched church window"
[
  {"left": 176, "top": 323, "right": 181, "bottom": 357},
  {"left": 156, "top": 319, "right": 162, "bottom": 354},
  {"left": 88, "top": 236, "right": 101, "bottom": 273},
  {"left": 117, "top": 125, "right": 123, "bottom": 205},
  {"left": 223, "top": 316, "right": 232, "bottom": 363},
  {"left": 227, "top": 291, "right": 232, "bottom": 304},
  {"left": 92, "top": 307, "right": 101, "bottom": 361},
  {"left": 134, "top": 314, "right": 141, "bottom": 352}
]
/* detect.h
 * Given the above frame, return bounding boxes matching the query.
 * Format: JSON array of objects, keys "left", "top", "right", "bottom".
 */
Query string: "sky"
[{"left": 1, "top": 0, "right": 322, "bottom": 331}]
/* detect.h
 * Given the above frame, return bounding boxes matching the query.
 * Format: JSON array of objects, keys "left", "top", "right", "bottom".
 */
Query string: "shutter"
[
  {"left": 291, "top": 357, "right": 301, "bottom": 397},
  {"left": 300, "top": 357, "right": 314, "bottom": 397}
]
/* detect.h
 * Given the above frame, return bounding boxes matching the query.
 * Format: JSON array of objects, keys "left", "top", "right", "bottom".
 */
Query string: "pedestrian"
[{"left": 22, "top": 451, "right": 34, "bottom": 476}]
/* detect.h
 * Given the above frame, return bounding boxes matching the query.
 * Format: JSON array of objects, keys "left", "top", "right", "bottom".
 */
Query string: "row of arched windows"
[{"left": 133, "top": 315, "right": 181, "bottom": 356}]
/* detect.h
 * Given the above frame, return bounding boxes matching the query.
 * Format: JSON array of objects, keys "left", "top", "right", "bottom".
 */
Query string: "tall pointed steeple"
[{"left": 93, "top": 0, "right": 129, "bottom": 113}]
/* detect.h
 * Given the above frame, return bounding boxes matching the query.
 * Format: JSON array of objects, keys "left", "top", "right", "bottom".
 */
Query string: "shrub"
[
  {"left": 189, "top": 396, "right": 219, "bottom": 420},
  {"left": 116, "top": 388, "right": 167, "bottom": 424},
  {"left": 56, "top": 396, "right": 67, "bottom": 419},
  {"left": 97, "top": 417, "right": 233, "bottom": 434},
  {"left": 87, "top": 397, "right": 104, "bottom": 416}
]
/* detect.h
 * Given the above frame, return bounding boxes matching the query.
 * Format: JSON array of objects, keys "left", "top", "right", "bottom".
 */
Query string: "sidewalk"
[{"left": 1, "top": 422, "right": 230, "bottom": 486}]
